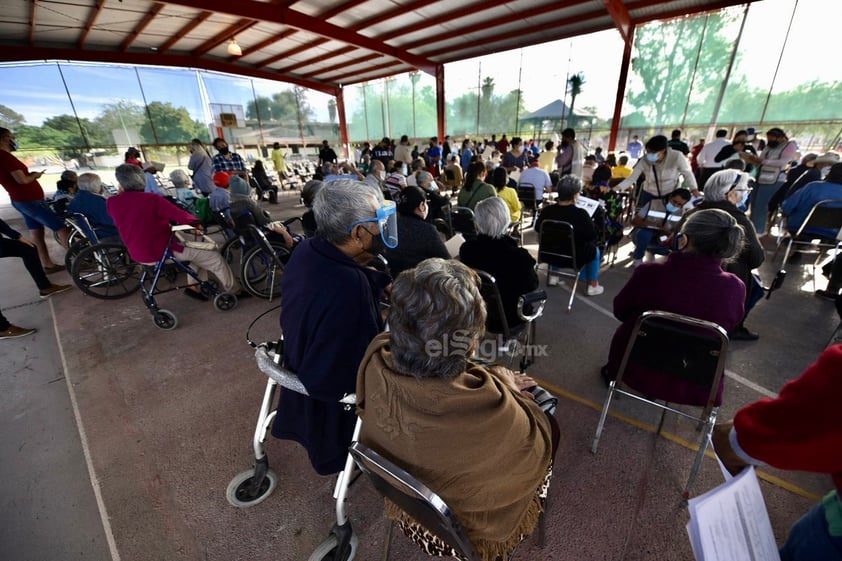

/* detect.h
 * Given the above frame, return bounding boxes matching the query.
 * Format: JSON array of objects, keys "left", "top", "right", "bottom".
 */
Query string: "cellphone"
[{"left": 659, "top": 235, "right": 669, "bottom": 243}]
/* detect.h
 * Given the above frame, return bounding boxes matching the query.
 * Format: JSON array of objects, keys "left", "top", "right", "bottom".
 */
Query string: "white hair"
[
  {"left": 314, "top": 179, "right": 383, "bottom": 244},
  {"left": 703, "top": 169, "right": 750, "bottom": 202},
  {"left": 474, "top": 196, "right": 510, "bottom": 238},
  {"left": 76, "top": 172, "right": 103, "bottom": 194},
  {"left": 169, "top": 169, "right": 190, "bottom": 187}
]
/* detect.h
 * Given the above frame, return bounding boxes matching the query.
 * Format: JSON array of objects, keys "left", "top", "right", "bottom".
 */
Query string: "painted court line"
[{"left": 50, "top": 299, "right": 121, "bottom": 561}]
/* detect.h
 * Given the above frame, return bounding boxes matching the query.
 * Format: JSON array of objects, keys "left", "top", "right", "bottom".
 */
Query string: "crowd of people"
[{"left": 1, "top": 124, "right": 840, "bottom": 560}]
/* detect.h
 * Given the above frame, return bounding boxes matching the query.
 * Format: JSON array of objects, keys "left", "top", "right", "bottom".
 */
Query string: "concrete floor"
[{"left": 0, "top": 188, "right": 838, "bottom": 561}]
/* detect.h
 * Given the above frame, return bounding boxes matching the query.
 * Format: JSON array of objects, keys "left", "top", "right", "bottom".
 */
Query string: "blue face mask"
[
  {"left": 645, "top": 152, "right": 659, "bottom": 163},
  {"left": 670, "top": 233, "right": 685, "bottom": 252},
  {"left": 665, "top": 202, "right": 680, "bottom": 213}
]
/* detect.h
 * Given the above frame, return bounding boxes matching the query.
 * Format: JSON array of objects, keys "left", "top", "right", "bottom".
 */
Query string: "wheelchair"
[
  {"left": 65, "top": 213, "right": 142, "bottom": 300},
  {"left": 139, "top": 225, "right": 238, "bottom": 330},
  {"left": 227, "top": 317, "right": 361, "bottom": 561}
]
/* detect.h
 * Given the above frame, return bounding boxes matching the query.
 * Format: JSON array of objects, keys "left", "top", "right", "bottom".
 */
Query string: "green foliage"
[
  {"left": 0, "top": 104, "right": 25, "bottom": 128},
  {"left": 141, "top": 101, "right": 206, "bottom": 144},
  {"left": 246, "top": 90, "right": 315, "bottom": 123}
]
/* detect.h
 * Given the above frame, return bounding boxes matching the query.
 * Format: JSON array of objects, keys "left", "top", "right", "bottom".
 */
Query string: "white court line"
[
  {"left": 552, "top": 279, "right": 779, "bottom": 399},
  {"left": 50, "top": 299, "right": 121, "bottom": 561}
]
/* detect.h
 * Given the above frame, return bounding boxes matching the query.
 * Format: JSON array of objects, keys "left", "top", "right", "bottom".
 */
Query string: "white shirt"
[
  {"left": 697, "top": 138, "right": 730, "bottom": 168},
  {"left": 518, "top": 166, "right": 553, "bottom": 200}
]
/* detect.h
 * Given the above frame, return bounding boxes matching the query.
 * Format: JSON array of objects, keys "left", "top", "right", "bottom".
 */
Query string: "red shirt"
[
  {"left": 106, "top": 190, "right": 199, "bottom": 263},
  {"left": 0, "top": 150, "right": 45, "bottom": 202}
]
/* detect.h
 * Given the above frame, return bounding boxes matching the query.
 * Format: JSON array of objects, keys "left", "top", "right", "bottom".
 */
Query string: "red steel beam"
[
  {"left": 335, "top": 86, "right": 349, "bottom": 159},
  {"left": 157, "top": 0, "right": 437, "bottom": 74},
  {"left": 229, "top": 29, "right": 297, "bottom": 62},
  {"left": 629, "top": 0, "right": 755, "bottom": 26},
  {"left": 29, "top": 0, "right": 38, "bottom": 46},
  {"left": 158, "top": 10, "right": 212, "bottom": 53},
  {"left": 120, "top": 3, "right": 164, "bottom": 52},
  {"left": 609, "top": 23, "right": 635, "bottom": 152},
  {"left": 327, "top": 60, "right": 400, "bottom": 83},
  {"left": 309, "top": 53, "right": 380, "bottom": 79},
  {"left": 193, "top": 19, "right": 258, "bottom": 57},
  {"left": 276, "top": 45, "right": 356, "bottom": 74},
  {"left": 436, "top": 63, "right": 445, "bottom": 142},
  {"left": 78, "top": 0, "right": 106, "bottom": 49},
  {"left": 602, "top": 0, "right": 632, "bottom": 43},
  {"left": 1, "top": 47, "right": 336, "bottom": 95},
  {"left": 256, "top": 37, "right": 328, "bottom": 68}
]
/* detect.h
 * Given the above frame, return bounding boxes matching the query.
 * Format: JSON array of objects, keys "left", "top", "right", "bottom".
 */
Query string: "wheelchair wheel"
[
  {"left": 71, "top": 243, "right": 142, "bottom": 299},
  {"left": 308, "top": 532, "right": 358, "bottom": 561},
  {"left": 200, "top": 279, "right": 220, "bottom": 299},
  {"left": 213, "top": 292, "right": 238, "bottom": 311},
  {"left": 225, "top": 468, "right": 278, "bottom": 507},
  {"left": 64, "top": 238, "right": 91, "bottom": 271},
  {"left": 153, "top": 309, "right": 178, "bottom": 330},
  {"left": 241, "top": 242, "right": 289, "bottom": 299},
  {"left": 220, "top": 237, "right": 244, "bottom": 278}
]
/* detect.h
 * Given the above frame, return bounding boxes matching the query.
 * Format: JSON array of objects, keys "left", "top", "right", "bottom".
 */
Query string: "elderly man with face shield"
[
  {"left": 614, "top": 134, "right": 699, "bottom": 207},
  {"left": 271, "top": 179, "right": 397, "bottom": 475}
]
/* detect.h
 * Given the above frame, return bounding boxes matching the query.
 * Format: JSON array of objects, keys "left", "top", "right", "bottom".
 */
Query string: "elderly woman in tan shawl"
[{"left": 356, "top": 258, "right": 554, "bottom": 561}]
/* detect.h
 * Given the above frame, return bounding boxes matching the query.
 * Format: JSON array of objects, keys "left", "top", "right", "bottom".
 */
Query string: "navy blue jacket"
[
  {"left": 271, "top": 237, "right": 389, "bottom": 474},
  {"left": 0, "top": 219, "right": 22, "bottom": 257}
]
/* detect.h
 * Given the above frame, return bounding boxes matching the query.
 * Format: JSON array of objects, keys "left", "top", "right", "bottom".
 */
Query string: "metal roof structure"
[{"left": 1, "top": 0, "right": 754, "bottom": 96}]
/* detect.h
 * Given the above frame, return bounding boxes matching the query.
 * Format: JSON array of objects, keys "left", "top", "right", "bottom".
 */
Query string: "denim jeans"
[{"left": 779, "top": 500, "right": 842, "bottom": 561}]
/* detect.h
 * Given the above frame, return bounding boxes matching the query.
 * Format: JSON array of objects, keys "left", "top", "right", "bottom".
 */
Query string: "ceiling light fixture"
[{"left": 227, "top": 38, "right": 242, "bottom": 57}]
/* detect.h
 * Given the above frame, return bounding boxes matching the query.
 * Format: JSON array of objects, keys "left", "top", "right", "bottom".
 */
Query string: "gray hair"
[
  {"left": 474, "top": 196, "right": 510, "bottom": 238},
  {"left": 702, "top": 169, "right": 750, "bottom": 202},
  {"left": 389, "top": 258, "right": 486, "bottom": 379},
  {"left": 555, "top": 174, "right": 582, "bottom": 201},
  {"left": 484, "top": 160, "right": 496, "bottom": 174},
  {"left": 416, "top": 170, "right": 433, "bottom": 187},
  {"left": 115, "top": 164, "right": 146, "bottom": 192},
  {"left": 76, "top": 172, "right": 103, "bottom": 194},
  {"left": 314, "top": 179, "right": 383, "bottom": 244},
  {"left": 680, "top": 208, "right": 744, "bottom": 260},
  {"left": 169, "top": 169, "right": 190, "bottom": 188}
]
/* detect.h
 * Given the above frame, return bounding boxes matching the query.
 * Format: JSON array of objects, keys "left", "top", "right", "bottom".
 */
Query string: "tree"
[
  {"left": 94, "top": 100, "right": 148, "bottom": 144},
  {"left": 247, "top": 90, "right": 315, "bottom": 124},
  {"left": 0, "top": 104, "right": 25, "bottom": 129},
  {"left": 566, "top": 72, "right": 586, "bottom": 128},
  {"left": 142, "top": 101, "right": 206, "bottom": 144},
  {"left": 328, "top": 99, "right": 337, "bottom": 123}
]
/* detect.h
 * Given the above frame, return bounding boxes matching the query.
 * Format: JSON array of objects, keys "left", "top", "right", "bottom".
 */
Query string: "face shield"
[{"left": 348, "top": 200, "right": 398, "bottom": 249}]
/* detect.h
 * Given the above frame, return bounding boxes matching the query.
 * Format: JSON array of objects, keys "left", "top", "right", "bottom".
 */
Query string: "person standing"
[
  {"left": 0, "top": 128, "right": 69, "bottom": 272},
  {"left": 626, "top": 135, "right": 644, "bottom": 160},
  {"left": 188, "top": 139, "right": 214, "bottom": 196},
  {"left": 667, "top": 129, "right": 690, "bottom": 155},
  {"left": 742, "top": 127, "right": 799, "bottom": 234},
  {"left": 614, "top": 135, "right": 699, "bottom": 207},
  {"left": 318, "top": 140, "right": 338, "bottom": 167},
  {"left": 393, "top": 135, "right": 413, "bottom": 170},
  {"left": 696, "top": 129, "right": 731, "bottom": 187},
  {"left": 271, "top": 142, "right": 288, "bottom": 177}
]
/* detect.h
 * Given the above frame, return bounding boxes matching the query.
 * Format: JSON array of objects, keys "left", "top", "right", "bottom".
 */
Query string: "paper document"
[
  {"left": 575, "top": 196, "right": 600, "bottom": 217},
  {"left": 445, "top": 233, "right": 465, "bottom": 258},
  {"left": 687, "top": 467, "right": 780, "bottom": 561}
]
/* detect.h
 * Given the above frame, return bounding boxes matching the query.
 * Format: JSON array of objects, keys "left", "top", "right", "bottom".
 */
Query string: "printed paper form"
[{"left": 687, "top": 467, "right": 780, "bottom": 561}]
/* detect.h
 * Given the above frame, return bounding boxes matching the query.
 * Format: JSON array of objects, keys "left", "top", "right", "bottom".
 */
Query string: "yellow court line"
[{"left": 535, "top": 377, "right": 823, "bottom": 503}]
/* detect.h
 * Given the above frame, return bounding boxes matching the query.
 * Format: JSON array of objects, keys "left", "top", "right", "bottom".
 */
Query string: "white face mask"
[{"left": 377, "top": 170, "right": 386, "bottom": 180}]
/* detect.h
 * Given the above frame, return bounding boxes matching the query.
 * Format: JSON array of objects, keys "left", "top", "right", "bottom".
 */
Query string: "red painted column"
[
  {"left": 335, "top": 86, "right": 350, "bottom": 161},
  {"left": 609, "top": 25, "right": 634, "bottom": 153},
  {"left": 436, "top": 63, "right": 446, "bottom": 141}
]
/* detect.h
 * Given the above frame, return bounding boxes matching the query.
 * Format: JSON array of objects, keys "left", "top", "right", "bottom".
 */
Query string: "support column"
[
  {"left": 608, "top": 24, "right": 634, "bottom": 153},
  {"left": 335, "top": 86, "right": 350, "bottom": 161},
  {"left": 436, "top": 63, "right": 446, "bottom": 141}
]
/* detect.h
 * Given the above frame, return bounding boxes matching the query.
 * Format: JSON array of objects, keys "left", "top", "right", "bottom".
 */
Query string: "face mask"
[
  {"left": 665, "top": 202, "right": 680, "bottom": 213},
  {"left": 8, "top": 139, "right": 18, "bottom": 151},
  {"left": 737, "top": 189, "right": 750, "bottom": 207},
  {"left": 363, "top": 226, "right": 387, "bottom": 257},
  {"left": 217, "top": 146, "right": 229, "bottom": 155},
  {"left": 766, "top": 140, "right": 780, "bottom": 148},
  {"left": 377, "top": 170, "right": 386, "bottom": 180},
  {"left": 670, "top": 233, "right": 685, "bottom": 252},
  {"left": 645, "top": 152, "right": 660, "bottom": 163}
]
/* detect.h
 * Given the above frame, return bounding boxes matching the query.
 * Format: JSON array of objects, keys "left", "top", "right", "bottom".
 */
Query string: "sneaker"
[
  {"left": 587, "top": 284, "right": 604, "bottom": 296},
  {"left": 730, "top": 326, "right": 760, "bottom": 341},
  {"left": 0, "top": 325, "right": 37, "bottom": 339},
  {"left": 632, "top": 258, "right": 643, "bottom": 268},
  {"left": 39, "top": 283, "right": 72, "bottom": 298},
  {"left": 547, "top": 275, "right": 560, "bottom": 287}
]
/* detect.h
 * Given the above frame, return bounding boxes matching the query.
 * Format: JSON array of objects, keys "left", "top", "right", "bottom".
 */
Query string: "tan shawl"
[{"left": 356, "top": 333, "right": 553, "bottom": 560}]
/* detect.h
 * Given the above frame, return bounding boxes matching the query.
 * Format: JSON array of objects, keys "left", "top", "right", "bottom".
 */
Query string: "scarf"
[{"left": 356, "top": 333, "right": 552, "bottom": 560}]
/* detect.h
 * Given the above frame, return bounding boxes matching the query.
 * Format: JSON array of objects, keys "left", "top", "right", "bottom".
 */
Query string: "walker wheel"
[
  {"left": 153, "top": 309, "right": 178, "bottom": 330},
  {"left": 214, "top": 292, "right": 238, "bottom": 311},
  {"left": 308, "top": 532, "right": 358, "bottom": 561},
  {"left": 200, "top": 279, "right": 219, "bottom": 298},
  {"left": 225, "top": 468, "right": 278, "bottom": 507}
]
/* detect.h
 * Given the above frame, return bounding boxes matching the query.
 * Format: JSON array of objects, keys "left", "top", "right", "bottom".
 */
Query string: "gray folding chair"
[
  {"left": 591, "top": 310, "right": 730, "bottom": 498},
  {"left": 537, "top": 219, "right": 581, "bottom": 312},
  {"left": 348, "top": 441, "right": 482, "bottom": 561},
  {"left": 776, "top": 199, "right": 842, "bottom": 290}
]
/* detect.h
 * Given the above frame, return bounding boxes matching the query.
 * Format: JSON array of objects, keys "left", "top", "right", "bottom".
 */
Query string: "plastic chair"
[
  {"left": 537, "top": 220, "right": 581, "bottom": 312},
  {"left": 348, "top": 441, "right": 482, "bottom": 561},
  {"left": 591, "top": 310, "right": 730, "bottom": 497},
  {"left": 776, "top": 199, "right": 842, "bottom": 289},
  {"left": 474, "top": 269, "right": 547, "bottom": 371}
]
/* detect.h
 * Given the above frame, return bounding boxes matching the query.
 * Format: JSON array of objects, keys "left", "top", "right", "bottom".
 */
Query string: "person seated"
[
  {"left": 383, "top": 170, "right": 407, "bottom": 200},
  {"left": 712, "top": 344, "right": 842, "bottom": 561},
  {"left": 300, "top": 180, "right": 323, "bottom": 238},
  {"left": 692, "top": 170, "right": 764, "bottom": 340},
  {"left": 583, "top": 164, "right": 625, "bottom": 253},
  {"left": 251, "top": 160, "right": 278, "bottom": 204},
  {"left": 384, "top": 186, "right": 448, "bottom": 278},
  {"left": 517, "top": 154, "right": 553, "bottom": 204},
  {"left": 781, "top": 162, "right": 842, "bottom": 239},
  {"left": 442, "top": 153, "right": 463, "bottom": 193},
  {"left": 489, "top": 167, "right": 522, "bottom": 224},
  {"left": 414, "top": 170, "right": 450, "bottom": 224},
  {"left": 457, "top": 161, "right": 496, "bottom": 210},
  {"left": 66, "top": 173, "right": 119, "bottom": 241},
  {"left": 54, "top": 170, "right": 78, "bottom": 201},
  {"left": 356, "top": 258, "right": 554, "bottom": 561},
  {"left": 271, "top": 179, "right": 393, "bottom": 475},
  {"left": 611, "top": 155, "right": 633, "bottom": 180},
  {"left": 459, "top": 197, "right": 538, "bottom": 332},
  {"left": 629, "top": 187, "right": 692, "bottom": 267},
  {"left": 209, "top": 171, "right": 232, "bottom": 215},
  {"left": 582, "top": 154, "right": 599, "bottom": 184},
  {"left": 228, "top": 175, "right": 295, "bottom": 249},
  {"left": 106, "top": 164, "right": 241, "bottom": 302},
  {"left": 534, "top": 175, "right": 604, "bottom": 296},
  {"left": 168, "top": 169, "right": 197, "bottom": 215},
  {"left": 142, "top": 162, "right": 166, "bottom": 196},
  {"left": 602, "top": 209, "right": 747, "bottom": 403}
]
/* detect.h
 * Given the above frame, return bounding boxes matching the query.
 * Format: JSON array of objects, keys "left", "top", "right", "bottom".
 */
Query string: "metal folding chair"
[
  {"left": 776, "top": 199, "right": 842, "bottom": 290},
  {"left": 516, "top": 183, "right": 539, "bottom": 226},
  {"left": 537, "top": 220, "right": 581, "bottom": 312},
  {"left": 591, "top": 310, "right": 730, "bottom": 497}
]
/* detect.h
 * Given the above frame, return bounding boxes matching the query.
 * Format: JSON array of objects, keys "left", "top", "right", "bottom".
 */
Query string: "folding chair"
[
  {"left": 517, "top": 183, "right": 539, "bottom": 226},
  {"left": 348, "top": 441, "right": 482, "bottom": 561},
  {"left": 450, "top": 206, "right": 477, "bottom": 239},
  {"left": 776, "top": 199, "right": 842, "bottom": 289},
  {"left": 537, "top": 220, "right": 581, "bottom": 312},
  {"left": 591, "top": 310, "right": 730, "bottom": 497},
  {"left": 474, "top": 269, "right": 547, "bottom": 371}
]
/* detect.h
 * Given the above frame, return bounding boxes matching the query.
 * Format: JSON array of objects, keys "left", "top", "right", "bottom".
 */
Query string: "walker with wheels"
[{"left": 139, "top": 225, "right": 238, "bottom": 330}]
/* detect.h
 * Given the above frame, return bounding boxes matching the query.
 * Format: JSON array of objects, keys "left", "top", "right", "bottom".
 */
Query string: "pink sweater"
[{"left": 106, "top": 191, "right": 199, "bottom": 263}]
